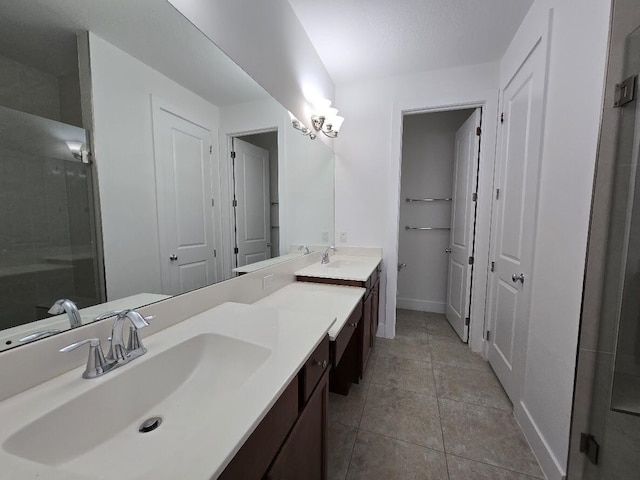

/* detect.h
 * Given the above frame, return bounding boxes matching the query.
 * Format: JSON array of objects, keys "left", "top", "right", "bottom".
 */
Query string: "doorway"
[
  {"left": 230, "top": 130, "right": 279, "bottom": 271},
  {"left": 397, "top": 108, "right": 481, "bottom": 343}
]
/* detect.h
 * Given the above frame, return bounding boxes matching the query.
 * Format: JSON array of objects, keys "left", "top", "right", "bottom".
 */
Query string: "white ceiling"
[
  {"left": 288, "top": 0, "right": 534, "bottom": 84},
  {"left": 0, "top": 0, "right": 268, "bottom": 106}
]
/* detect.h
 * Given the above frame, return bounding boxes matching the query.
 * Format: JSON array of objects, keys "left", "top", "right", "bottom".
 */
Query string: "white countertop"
[
  {"left": 232, "top": 253, "right": 302, "bottom": 274},
  {"left": 254, "top": 282, "right": 365, "bottom": 340},
  {"left": 294, "top": 254, "right": 381, "bottom": 282},
  {"left": 0, "top": 302, "right": 335, "bottom": 480}
]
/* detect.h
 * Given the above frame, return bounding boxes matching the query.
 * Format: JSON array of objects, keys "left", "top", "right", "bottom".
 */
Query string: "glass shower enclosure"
[{"left": 0, "top": 104, "right": 102, "bottom": 337}]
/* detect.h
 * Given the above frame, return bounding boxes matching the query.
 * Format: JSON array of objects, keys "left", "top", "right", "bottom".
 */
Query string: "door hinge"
[
  {"left": 472, "top": 192, "right": 478, "bottom": 202},
  {"left": 232, "top": 199, "right": 238, "bottom": 207},
  {"left": 468, "top": 256, "right": 474, "bottom": 265},
  {"left": 209, "top": 145, "right": 212, "bottom": 154},
  {"left": 500, "top": 112, "right": 504, "bottom": 124},
  {"left": 490, "top": 261, "right": 495, "bottom": 272},
  {"left": 230, "top": 151, "right": 236, "bottom": 159},
  {"left": 211, "top": 198, "right": 214, "bottom": 207},
  {"left": 580, "top": 433, "right": 600, "bottom": 465},
  {"left": 495, "top": 188, "right": 500, "bottom": 200},
  {"left": 476, "top": 126, "right": 481, "bottom": 136},
  {"left": 614, "top": 75, "right": 636, "bottom": 107},
  {"left": 465, "top": 317, "right": 470, "bottom": 326},
  {"left": 486, "top": 330, "right": 491, "bottom": 341},
  {"left": 234, "top": 247, "right": 239, "bottom": 254},
  {"left": 213, "top": 249, "right": 217, "bottom": 258}
]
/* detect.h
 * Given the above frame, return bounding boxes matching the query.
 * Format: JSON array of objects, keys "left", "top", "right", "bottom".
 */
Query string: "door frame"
[
  {"left": 150, "top": 95, "right": 223, "bottom": 291},
  {"left": 225, "top": 128, "right": 279, "bottom": 278},
  {"left": 387, "top": 96, "right": 499, "bottom": 353}
]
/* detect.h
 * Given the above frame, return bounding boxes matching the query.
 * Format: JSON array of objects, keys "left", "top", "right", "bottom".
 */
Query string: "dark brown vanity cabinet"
[
  {"left": 296, "top": 261, "right": 381, "bottom": 389},
  {"left": 218, "top": 336, "right": 329, "bottom": 480}
]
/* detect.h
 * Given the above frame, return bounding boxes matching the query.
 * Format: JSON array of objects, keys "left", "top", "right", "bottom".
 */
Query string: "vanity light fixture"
[
  {"left": 288, "top": 111, "right": 317, "bottom": 140},
  {"left": 310, "top": 99, "right": 344, "bottom": 138},
  {"left": 65, "top": 141, "right": 91, "bottom": 164}
]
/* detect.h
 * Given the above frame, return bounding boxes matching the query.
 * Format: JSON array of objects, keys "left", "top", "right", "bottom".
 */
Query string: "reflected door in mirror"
[{"left": 152, "top": 100, "right": 218, "bottom": 295}]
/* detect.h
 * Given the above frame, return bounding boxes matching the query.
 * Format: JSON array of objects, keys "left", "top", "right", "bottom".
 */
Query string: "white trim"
[
  {"left": 396, "top": 298, "right": 445, "bottom": 314},
  {"left": 386, "top": 91, "right": 499, "bottom": 355},
  {"left": 515, "top": 400, "right": 566, "bottom": 480}
]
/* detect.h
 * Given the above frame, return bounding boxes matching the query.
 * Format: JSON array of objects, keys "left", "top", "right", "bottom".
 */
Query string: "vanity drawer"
[
  {"left": 331, "top": 301, "right": 362, "bottom": 366},
  {"left": 218, "top": 377, "right": 299, "bottom": 480},
  {"left": 301, "top": 335, "right": 330, "bottom": 405}
]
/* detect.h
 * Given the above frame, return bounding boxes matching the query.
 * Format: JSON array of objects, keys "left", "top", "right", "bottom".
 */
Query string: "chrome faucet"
[
  {"left": 321, "top": 245, "right": 337, "bottom": 264},
  {"left": 60, "top": 309, "right": 153, "bottom": 379},
  {"left": 49, "top": 299, "right": 82, "bottom": 328},
  {"left": 106, "top": 310, "right": 153, "bottom": 363},
  {"left": 298, "top": 245, "right": 311, "bottom": 255}
]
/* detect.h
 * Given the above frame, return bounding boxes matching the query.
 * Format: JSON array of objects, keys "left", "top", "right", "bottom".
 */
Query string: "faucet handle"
[
  {"left": 122, "top": 311, "right": 153, "bottom": 356},
  {"left": 60, "top": 338, "right": 113, "bottom": 379},
  {"left": 93, "top": 310, "right": 125, "bottom": 322},
  {"left": 19, "top": 329, "right": 61, "bottom": 343}
]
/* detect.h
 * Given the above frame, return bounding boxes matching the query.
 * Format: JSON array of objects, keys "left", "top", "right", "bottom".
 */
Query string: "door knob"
[
  {"left": 398, "top": 263, "right": 407, "bottom": 271},
  {"left": 512, "top": 273, "right": 525, "bottom": 283},
  {"left": 445, "top": 248, "right": 452, "bottom": 253},
  {"left": 169, "top": 254, "right": 178, "bottom": 261}
]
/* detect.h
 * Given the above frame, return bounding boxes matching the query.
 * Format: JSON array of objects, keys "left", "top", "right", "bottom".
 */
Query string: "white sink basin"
[
  {"left": 3, "top": 333, "right": 270, "bottom": 474},
  {"left": 324, "top": 259, "right": 362, "bottom": 268},
  {"left": 295, "top": 255, "right": 381, "bottom": 282}
]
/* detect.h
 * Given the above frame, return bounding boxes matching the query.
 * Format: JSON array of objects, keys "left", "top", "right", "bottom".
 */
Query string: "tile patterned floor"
[{"left": 327, "top": 309, "right": 544, "bottom": 480}]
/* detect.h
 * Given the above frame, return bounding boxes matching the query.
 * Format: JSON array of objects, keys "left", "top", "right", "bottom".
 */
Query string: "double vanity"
[{"left": 0, "top": 250, "right": 381, "bottom": 479}]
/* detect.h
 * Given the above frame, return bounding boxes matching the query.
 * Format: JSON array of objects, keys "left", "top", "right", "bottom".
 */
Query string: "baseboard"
[
  {"left": 514, "top": 401, "right": 566, "bottom": 480},
  {"left": 396, "top": 297, "right": 445, "bottom": 314}
]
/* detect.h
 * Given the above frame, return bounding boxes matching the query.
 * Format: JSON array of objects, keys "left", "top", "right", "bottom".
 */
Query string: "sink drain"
[{"left": 139, "top": 416, "right": 162, "bottom": 433}]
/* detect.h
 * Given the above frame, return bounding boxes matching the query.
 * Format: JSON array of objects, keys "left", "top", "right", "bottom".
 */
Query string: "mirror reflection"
[{"left": 0, "top": 0, "right": 335, "bottom": 351}]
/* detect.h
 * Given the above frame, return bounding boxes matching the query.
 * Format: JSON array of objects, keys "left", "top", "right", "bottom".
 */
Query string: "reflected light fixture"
[
  {"left": 310, "top": 99, "right": 344, "bottom": 138},
  {"left": 65, "top": 141, "right": 91, "bottom": 164},
  {"left": 288, "top": 112, "right": 317, "bottom": 140}
]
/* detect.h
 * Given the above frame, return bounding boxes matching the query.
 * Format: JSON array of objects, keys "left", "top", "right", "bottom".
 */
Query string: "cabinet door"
[
  {"left": 371, "top": 279, "right": 380, "bottom": 348},
  {"left": 361, "top": 292, "right": 373, "bottom": 376},
  {"left": 267, "top": 371, "right": 329, "bottom": 480}
]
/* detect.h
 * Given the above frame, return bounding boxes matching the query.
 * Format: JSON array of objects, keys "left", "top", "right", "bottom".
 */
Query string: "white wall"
[
  {"left": 89, "top": 33, "right": 221, "bottom": 300},
  {"left": 219, "top": 98, "right": 335, "bottom": 279},
  {"left": 168, "top": 0, "right": 334, "bottom": 135},
  {"left": 499, "top": 1, "right": 611, "bottom": 478},
  {"left": 334, "top": 62, "right": 500, "bottom": 347},
  {"left": 397, "top": 110, "right": 473, "bottom": 313}
]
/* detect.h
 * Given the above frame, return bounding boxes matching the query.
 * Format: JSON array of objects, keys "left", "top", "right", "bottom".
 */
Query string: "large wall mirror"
[{"left": 0, "top": 0, "right": 335, "bottom": 351}]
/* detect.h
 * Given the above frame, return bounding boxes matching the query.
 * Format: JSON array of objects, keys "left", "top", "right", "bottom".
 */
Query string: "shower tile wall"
[{"left": 0, "top": 53, "right": 61, "bottom": 122}]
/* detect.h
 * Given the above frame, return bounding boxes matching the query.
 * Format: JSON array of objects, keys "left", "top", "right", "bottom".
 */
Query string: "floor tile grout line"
[
  {"left": 354, "top": 427, "right": 447, "bottom": 455},
  {"left": 445, "top": 452, "right": 545, "bottom": 479},
  {"left": 437, "top": 395, "right": 516, "bottom": 415},
  {"left": 430, "top": 337, "right": 450, "bottom": 479},
  {"left": 435, "top": 393, "right": 512, "bottom": 412}
]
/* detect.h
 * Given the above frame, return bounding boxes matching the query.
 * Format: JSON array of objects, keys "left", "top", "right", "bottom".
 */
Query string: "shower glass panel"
[
  {"left": 0, "top": 105, "right": 101, "bottom": 332},
  {"left": 610, "top": 25, "right": 640, "bottom": 417}
]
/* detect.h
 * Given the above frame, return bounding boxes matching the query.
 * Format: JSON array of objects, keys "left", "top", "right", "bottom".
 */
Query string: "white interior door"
[
  {"left": 446, "top": 109, "right": 481, "bottom": 342},
  {"left": 232, "top": 138, "right": 270, "bottom": 267},
  {"left": 152, "top": 102, "right": 217, "bottom": 295},
  {"left": 487, "top": 39, "right": 547, "bottom": 402}
]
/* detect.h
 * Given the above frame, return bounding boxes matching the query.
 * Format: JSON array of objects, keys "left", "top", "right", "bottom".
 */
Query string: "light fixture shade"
[
  {"left": 329, "top": 116, "right": 344, "bottom": 132},
  {"left": 314, "top": 98, "right": 332, "bottom": 117},
  {"left": 325, "top": 107, "right": 339, "bottom": 119},
  {"left": 288, "top": 111, "right": 297, "bottom": 122}
]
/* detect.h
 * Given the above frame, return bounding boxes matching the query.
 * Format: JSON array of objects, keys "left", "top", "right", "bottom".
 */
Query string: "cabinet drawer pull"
[
  {"left": 348, "top": 322, "right": 358, "bottom": 328},
  {"left": 314, "top": 360, "right": 328, "bottom": 368}
]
